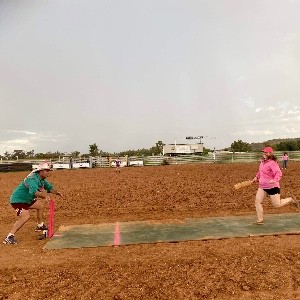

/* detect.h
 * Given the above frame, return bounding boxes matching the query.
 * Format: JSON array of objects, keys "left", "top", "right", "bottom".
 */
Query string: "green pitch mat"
[{"left": 44, "top": 213, "right": 300, "bottom": 250}]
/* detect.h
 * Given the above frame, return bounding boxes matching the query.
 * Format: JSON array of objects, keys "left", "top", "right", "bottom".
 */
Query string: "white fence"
[
  {"left": 127, "top": 151, "right": 300, "bottom": 166},
  {"left": 2, "top": 151, "right": 300, "bottom": 171}
]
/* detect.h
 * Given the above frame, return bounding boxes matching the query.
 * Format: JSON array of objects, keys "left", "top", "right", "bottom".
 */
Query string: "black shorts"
[
  {"left": 11, "top": 199, "right": 37, "bottom": 216},
  {"left": 263, "top": 187, "right": 280, "bottom": 195}
]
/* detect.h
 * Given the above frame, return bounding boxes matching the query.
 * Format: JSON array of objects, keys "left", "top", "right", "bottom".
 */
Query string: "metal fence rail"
[{"left": 135, "top": 151, "right": 300, "bottom": 165}]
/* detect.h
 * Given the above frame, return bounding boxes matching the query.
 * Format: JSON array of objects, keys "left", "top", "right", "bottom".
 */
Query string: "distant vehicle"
[{"left": 163, "top": 143, "right": 203, "bottom": 156}]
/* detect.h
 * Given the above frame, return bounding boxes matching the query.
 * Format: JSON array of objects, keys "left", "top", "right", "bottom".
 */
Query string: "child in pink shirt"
[
  {"left": 252, "top": 147, "right": 298, "bottom": 225},
  {"left": 281, "top": 152, "right": 289, "bottom": 169}
]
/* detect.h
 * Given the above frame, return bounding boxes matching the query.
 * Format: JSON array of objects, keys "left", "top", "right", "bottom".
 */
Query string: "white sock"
[
  {"left": 8, "top": 233, "right": 14, "bottom": 237},
  {"left": 38, "top": 222, "right": 44, "bottom": 227}
]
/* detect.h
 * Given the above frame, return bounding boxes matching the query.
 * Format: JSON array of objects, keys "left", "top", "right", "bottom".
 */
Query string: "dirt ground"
[{"left": 1, "top": 162, "right": 300, "bottom": 300}]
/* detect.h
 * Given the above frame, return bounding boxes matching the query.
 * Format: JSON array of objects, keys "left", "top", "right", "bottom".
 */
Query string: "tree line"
[
  {"left": 1, "top": 138, "right": 299, "bottom": 161},
  {"left": 229, "top": 138, "right": 300, "bottom": 153},
  {"left": 0, "top": 141, "right": 166, "bottom": 160}
]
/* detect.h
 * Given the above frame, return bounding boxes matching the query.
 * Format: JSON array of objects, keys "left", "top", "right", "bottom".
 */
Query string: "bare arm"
[
  {"left": 50, "top": 188, "right": 64, "bottom": 198},
  {"left": 35, "top": 189, "right": 63, "bottom": 199}
]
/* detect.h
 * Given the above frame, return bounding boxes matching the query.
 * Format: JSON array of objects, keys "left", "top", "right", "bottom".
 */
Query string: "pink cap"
[{"left": 262, "top": 146, "right": 273, "bottom": 153}]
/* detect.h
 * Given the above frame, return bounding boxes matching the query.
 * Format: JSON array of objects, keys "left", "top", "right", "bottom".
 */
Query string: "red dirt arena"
[{"left": 1, "top": 163, "right": 300, "bottom": 300}]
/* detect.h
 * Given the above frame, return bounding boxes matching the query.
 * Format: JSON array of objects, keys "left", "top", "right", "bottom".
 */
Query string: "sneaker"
[
  {"left": 3, "top": 235, "right": 17, "bottom": 244},
  {"left": 35, "top": 224, "right": 48, "bottom": 231},
  {"left": 252, "top": 220, "right": 264, "bottom": 225},
  {"left": 291, "top": 195, "right": 300, "bottom": 208}
]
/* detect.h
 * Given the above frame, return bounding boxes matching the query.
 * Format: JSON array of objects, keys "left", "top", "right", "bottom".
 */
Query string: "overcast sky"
[{"left": 1, "top": 0, "right": 300, "bottom": 155}]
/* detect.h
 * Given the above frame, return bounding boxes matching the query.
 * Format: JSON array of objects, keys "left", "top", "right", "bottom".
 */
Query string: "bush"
[{"left": 161, "top": 158, "right": 170, "bottom": 165}]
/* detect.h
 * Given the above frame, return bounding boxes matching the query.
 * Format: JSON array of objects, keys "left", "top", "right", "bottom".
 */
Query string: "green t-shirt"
[{"left": 10, "top": 172, "right": 53, "bottom": 204}]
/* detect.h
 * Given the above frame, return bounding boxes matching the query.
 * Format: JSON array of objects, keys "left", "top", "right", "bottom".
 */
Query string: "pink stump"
[
  {"left": 114, "top": 222, "right": 120, "bottom": 246},
  {"left": 48, "top": 199, "right": 55, "bottom": 238}
]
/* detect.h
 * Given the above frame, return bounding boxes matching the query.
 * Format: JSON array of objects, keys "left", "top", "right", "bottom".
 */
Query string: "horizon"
[
  {"left": 1, "top": 1, "right": 300, "bottom": 155},
  {"left": 1, "top": 136, "right": 300, "bottom": 157}
]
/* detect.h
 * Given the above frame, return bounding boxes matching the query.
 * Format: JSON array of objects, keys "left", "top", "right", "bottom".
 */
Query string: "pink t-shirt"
[{"left": 256, "top": 159, "right": 282, "bottom": 189}]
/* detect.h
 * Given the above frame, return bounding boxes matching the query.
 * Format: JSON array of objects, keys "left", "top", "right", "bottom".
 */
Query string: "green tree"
[
  {"left": 12, "top": 150, "right": 26, "bottom": 159},
  {"left": 202, "top": 147, "right": 210, "bottom": 155},
  {"left": 4, "top": 151, "right": 11, "bottom": 160},
  {"left": 35, "top": 152, "right": 48, "bottom": 159},
  {"left": 275, "top": 141, "right": 298, "bottom": 151},
  {"left": 26, "top": 150, "right": 35, "bottom": 158},
  {"left": 231, "top": 140, "right": 252, "bottom": 152},
  {"left": 155, "top": 141, "right": 165, "bottom": 154},
  {"left": 71, "top": 151, "right": 80, "bottom": 158},
  {"left": 89, "top": 143, "right": 99, "bottom": 156},
  {"left": 148, "top": 141, "right": 165, "bottom": 155}
]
